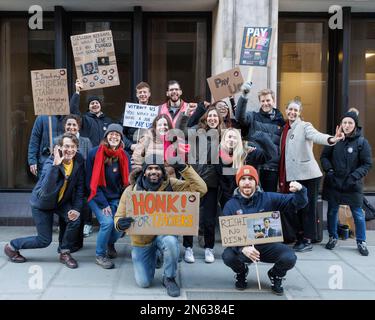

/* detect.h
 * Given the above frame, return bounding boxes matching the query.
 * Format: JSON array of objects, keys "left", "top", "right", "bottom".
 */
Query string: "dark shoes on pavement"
[
  {"left": 268, "top": 269, "right": 284, "bottom": 296},
  {"left": 4, "top": 243, "right": 26, "bottom": 263},
  {"left": 357, "top": 241, "right": 369, "bottom": 256},
  {"left": 107, "top": 244, "right": 117, "bottom": 259},
  {"left": 96, "top": 255, "right": 115, "bottom": 269},
  {"left": 162, "top": 276, "right": 180, "bottom": 297},
  {"left": 293, "top": 240, "right": 313, "bottom": 252},
  {"left": 60, "top": 252, "right": 78, "bottom": 269},
  {"left": 325, "top": 237, "right": 338, "bottom": 250},
  {"left": 235, "top": 265, "right": 249, "bottom": 290}
]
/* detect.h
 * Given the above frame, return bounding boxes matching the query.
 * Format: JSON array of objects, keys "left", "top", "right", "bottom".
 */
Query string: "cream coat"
[{"left": 284, "top": 118, "right": 333, "bottom": 181}]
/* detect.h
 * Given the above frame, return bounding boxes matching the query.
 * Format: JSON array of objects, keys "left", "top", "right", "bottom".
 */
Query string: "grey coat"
[{"left": 284, "top": 118, "right": 333, "bottom": 181}]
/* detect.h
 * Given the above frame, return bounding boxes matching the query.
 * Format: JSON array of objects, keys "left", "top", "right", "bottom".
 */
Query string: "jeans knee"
[
  {"left": 38, "top": 236, "right": 52, "bottom": 248},
  {"left": 280, "top": 252, "right": 297, "bottom": 269},
  {"left": 135, "top": 276, "right": 152, "bottom": 288},
  {"left": 222, "top": 248, "right": 236, "bottom": 266},
  {"left": 99, "top": 219, "right": 114, "bottom": 231}
]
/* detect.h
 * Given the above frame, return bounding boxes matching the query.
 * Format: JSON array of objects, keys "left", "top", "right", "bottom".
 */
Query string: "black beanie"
[
  {"left": 341, "top": 111, "right": 359, "bottom": 127},
  {"left": 142, "top": 154, "right": 167, "bottom": 178},
  {"left": 87, "top": 96, "right": 102, "bottom": 107}
]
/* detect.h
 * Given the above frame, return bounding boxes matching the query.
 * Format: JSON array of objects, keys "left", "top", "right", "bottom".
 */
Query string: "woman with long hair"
[{"left": 86, "top": 124, "right": 131, "bottom": 269}]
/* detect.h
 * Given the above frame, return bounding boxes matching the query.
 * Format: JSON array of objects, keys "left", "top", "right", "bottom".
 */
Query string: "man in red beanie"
[{"left": 222, "top": 165, "right": 308, "bottom": 295}]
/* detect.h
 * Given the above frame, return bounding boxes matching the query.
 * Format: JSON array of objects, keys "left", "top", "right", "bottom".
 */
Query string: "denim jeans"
[
  {"left": 327, "top": 203, "right": 366, "bottom": 242},
  {"left": 88, "top": 199, "right": 122, "bottom": 257},
  {"left": 131, "top": 235, "right": 179, "bottom": 288},
  {"left": 222, "top": 243, "right": 297, "bottom": 277},
  {"left": 11, "top": 206, "right": 80, "bottom": 252}
]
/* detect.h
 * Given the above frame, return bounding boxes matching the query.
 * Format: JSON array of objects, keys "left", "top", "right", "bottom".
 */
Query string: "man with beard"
[
  {"left": 114, "top": 155, "right": 207, "bottom": 297},
  {"left": 222, "top": 165, "right": 308, "bottom": 295},
  {"left": 159, "top": 80, "right": 196, "bottom": 128}
]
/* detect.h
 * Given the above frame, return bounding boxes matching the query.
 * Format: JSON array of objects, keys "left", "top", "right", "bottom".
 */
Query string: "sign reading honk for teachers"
[{"left": 125, "top": 191, "right": 200, "bottom": 236}]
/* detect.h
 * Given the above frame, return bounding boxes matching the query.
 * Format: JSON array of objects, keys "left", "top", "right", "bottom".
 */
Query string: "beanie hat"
[
  {"left": 104, "top": 123, "right": 124, "bottom": 141},
  {"left": 235, "top": 165, "right": 259, "bottom": 186},
  {"left": 87, "top": 96, "right": 102, "bottom": 107},
  {"left": 341, "top": 111, "right": 359, "bottom": 127},
  {"left": 142, "top": 154, "right": 167, "bottom": 179}
]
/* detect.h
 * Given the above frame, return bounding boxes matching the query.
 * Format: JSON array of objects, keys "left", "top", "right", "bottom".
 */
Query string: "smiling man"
[
  {"left": 4, "top": 133, "right": 85, "bottom": 269},
  {"left": 222, "top": 165, "right": 308, "bottom": 295}
]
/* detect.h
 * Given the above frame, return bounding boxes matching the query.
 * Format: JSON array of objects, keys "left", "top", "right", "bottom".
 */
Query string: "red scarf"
[
  {"left": 88, "top": 145, "right": 129, "bottom": 201},
  {"left": 279, "top": 122, "right": 290, "bottom": 193}
]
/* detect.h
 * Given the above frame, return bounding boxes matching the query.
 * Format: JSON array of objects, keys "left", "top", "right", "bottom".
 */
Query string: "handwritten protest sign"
[
  {"left": 219, "top": 211, "right": 283, "bottom": 247},
  {"left": 123, "top": 103, "right": 159, "bottom": 129},
  {"left": 125, "top": 191, "right": 200, "bottom": 236},
  {"left": 30, "top": 69, "right": 70, "bottom": 115},
  {"left": 71, "top": 30, "right": 120, "bottom": 90},
  {"left": 207, "top": 67, "right": 244, "bottom": 101},
  {"left": 239, "top": 27, "right": 272, "bottom": 67}
]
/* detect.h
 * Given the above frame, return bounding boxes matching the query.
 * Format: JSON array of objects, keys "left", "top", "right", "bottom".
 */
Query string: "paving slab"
[
  {"left": 318, "top": 289, "right": 375, "bottom": 300},
  {"left": 40, "top": 286, "right": 113, "bottom": 300}
]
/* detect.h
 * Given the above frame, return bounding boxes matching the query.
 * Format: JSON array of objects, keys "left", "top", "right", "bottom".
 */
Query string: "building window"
[
  {"left": 278, "top": 18, "right": 329, "bottom": 160},
  {"left": 0, "top": 18, "right": 54, "bottom": 188},
  {"left": 146, "top": 16, "right": 209, "bottom": 104},
  {"left": 349, "top": 18, "right": 375, "bottom": 191},
  {"left": 71, "top": 18, "right": 132, "bottom": 122}
]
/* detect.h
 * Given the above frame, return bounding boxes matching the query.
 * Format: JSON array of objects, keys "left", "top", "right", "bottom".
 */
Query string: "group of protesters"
[{"left": 3, "top": 77, "right": 372, "bottom": 297}]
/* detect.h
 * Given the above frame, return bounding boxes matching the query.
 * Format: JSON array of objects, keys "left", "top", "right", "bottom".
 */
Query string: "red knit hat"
[{"left": 235, "top": 165, "right": 259, "bottom": 186}]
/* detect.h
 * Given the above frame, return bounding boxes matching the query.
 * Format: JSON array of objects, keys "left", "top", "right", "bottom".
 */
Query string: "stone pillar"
[{"left": 212, "top": 0, "right": 279, "bottom": 110}]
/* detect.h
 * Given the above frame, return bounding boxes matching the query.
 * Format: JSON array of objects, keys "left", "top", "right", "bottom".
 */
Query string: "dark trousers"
[
  {"left": 295, "top": 177, "right": 321, "bottom": 241},
  {"left": 259, "top": 169, "right": 278, "bottom": 192},
  {"left": 11, "top": 206, "right": 81, "bottom": 252},
  {"left": 222, "top": 243, "right": 297, "bottom": 277},
  {"left": 183, "top": 187, "right": 218, "bottom": 249}
]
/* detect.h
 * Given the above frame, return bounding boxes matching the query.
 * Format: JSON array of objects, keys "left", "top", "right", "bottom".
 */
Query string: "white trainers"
[
  {"left": 205, "top": 248, "right": 215, "bottom": 263},
  {"left": 184, "top": 247, "right": 195, "bottom": 263},
  {"left": 83, "top": 224, "right": 93, "bottom": 238}
]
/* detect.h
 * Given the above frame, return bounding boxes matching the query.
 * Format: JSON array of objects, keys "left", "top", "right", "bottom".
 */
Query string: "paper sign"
[
  {"left": 71, "top": 30, "right": 120, "bottom": 90},
  {"left": 123, "top": 103, "right": 159, "bottom": 129},
  {"left": 207, "top": 67, "right": 244, "bottom": 101},
  {"left": 125, "top": 191, "right": 200, "bottom": 236},
  {"left": 30, "top": 69, "right": 70, "bottom": 115},
  {"left": 239, "top": 27, "right": 272, "bottom": 66},
  {"left": 219, "top": 211, "right": 283, "bottom": 247}
]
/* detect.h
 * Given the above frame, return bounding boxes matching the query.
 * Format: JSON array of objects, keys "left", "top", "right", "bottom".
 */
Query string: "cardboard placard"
[
  {"left": 219, "top": 211, "right": 283, "bottom": 247},
  {"left": 71, "top": 30, "right": 120, "bottom": 90},
  {"left": 125, "top": 191, "right": 200, "bottom": 236},
  {"left": 30, "top": 69, "right": 70, "bottom": 115},
  {"left": 123, "top": 103, "right": 159, "bottom": 129},
  {"left": 206, "top": 67, "right": 244, "bottom": 101},
  {"left": 239, "top": 27, "right": 272, "bottom": 66}
]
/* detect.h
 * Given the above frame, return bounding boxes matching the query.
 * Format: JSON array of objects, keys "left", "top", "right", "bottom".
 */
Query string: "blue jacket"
[
  {"left": 28, "top": 115, "right": 65, "bottom": 173},
  {"left": 70, "top": 93, "right": 113, "bottom": 147},
  {"left": 86, "top": 146, "right": 132, "bottom": 209},
  {"left": 30, "top": 153, "right": 85, "bottom": 212}
]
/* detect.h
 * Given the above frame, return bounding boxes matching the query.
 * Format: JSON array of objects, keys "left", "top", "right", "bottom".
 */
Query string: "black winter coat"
[{"left": 320, "top": 128, "right": 372, "bottom": 207}]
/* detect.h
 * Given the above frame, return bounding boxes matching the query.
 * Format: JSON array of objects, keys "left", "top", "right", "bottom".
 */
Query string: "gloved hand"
[
  {"left": 170, "top": 162, "right": 187, "bottom": 172},
  {"left": 241, "top": 81, "right": 252, "bottom": 98},
  {"left": 117, "top": 217, "right": 134, "bottom": 231}
]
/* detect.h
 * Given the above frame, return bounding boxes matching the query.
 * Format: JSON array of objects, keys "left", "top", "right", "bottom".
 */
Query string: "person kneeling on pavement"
[
  {"left": 4, "top": 133, "right": 84, "bottom": 269},
  {"left": 222, "top": 165, "right": 308, "bottom": 295},
  {"left": 114, "top": 154, "right": 207, "bottom": 297}
]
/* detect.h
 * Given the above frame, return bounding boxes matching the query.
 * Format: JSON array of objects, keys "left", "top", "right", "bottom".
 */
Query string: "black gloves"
[{"left": 117, "top": 217, "right": 134, "bottom": 231}]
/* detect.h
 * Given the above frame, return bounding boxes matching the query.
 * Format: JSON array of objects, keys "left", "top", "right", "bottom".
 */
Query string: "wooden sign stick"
[
  {"left": 247, "top": 67, "right": 254, "bottom": 83},
  {"left": 252, "top": 245, "right": 262, "bottom": 290},
  {"left": 48, "top": 116, "right": 53, "bottom": 155}
]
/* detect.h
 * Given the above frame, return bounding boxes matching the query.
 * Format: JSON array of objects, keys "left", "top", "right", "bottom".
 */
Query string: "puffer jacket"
[{"left": 320, "top": 128, "right": 372, "bottom": 207}]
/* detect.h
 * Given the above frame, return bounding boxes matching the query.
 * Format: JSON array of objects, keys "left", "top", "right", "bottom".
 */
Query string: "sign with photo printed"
[
  {"left": 219, "top": 211, "right": 283, "bottom": 247},
  {"left": 71, "top": 30, "right": 120, "bottom": 90}
]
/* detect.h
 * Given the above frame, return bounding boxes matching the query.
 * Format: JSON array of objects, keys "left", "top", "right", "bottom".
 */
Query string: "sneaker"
[
  {"left": 325, "top": 237, "right": 338, "bottom": 250},
  {"left": 204, "top": 248, "right": 215, "bottom": 263},
  {"left": 267, "top": 269, "right": 284, "bottom": 296},
  {"left": 293, "top": 240, "right": 304, "bottom": 251},
  {"left": 95, "top": 255, "right": 114, "bottom": 269},
  {"left": 162, "top": 276, "right": 180, "bottom": 297},
  {"left": 83, "top": 224, "right": 93, "bottom": 238},
  {"left": 294, "top": 240, "right": 313, "bottom": 252},
  {"left": 107, "top": 244, "right": 117, "bottom": 259},
  {"left": 184, "top": 247, "right": 195, "bottom": 263},
  {"left": 357, "top": 241, "right": 369, "bottom": 256},
  {"left": 235, "top": 265, "right": 249, "bottom": 290}
]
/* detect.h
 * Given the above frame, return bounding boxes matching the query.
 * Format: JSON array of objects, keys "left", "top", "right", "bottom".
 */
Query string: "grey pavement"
[{"left": 1, "top": 226, "right": 375, "bottom": 300}]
